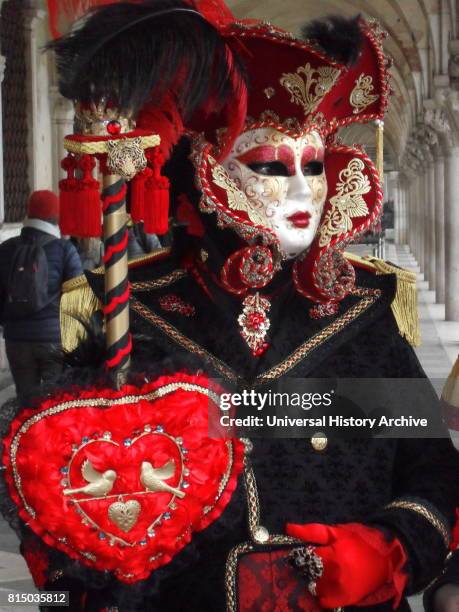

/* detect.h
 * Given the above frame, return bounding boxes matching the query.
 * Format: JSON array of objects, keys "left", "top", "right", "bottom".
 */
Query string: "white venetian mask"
[{"left": 222, "top": 128, "right": 327, "bottom": 259}]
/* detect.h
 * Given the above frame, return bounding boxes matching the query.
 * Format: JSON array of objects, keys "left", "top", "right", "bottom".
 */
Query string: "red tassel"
[
  {"left": 130, "top": 167, "right": 151, "bottom": 223},
  {"left": 143, "top": 149, "right": 170, "bottom": 235},
  {"left": 72, "top": 155, "right": 102, "bottom": 238},
  {"left": 59, "top": 154, "right": 78, "bottom": 236}
]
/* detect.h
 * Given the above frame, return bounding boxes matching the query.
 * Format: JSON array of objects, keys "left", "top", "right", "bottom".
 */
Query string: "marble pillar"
[
  {"left": 49, "top": 86, "right": 74, "bottom": 193},
  {"left": 400, "top": 184, "right": 408, "bottom": 244},
  {"left": 427, "top": 162, "right": 436, "bottom": 290},
  {"left": 418, "top": 173, "right": 426, "bottom": 273},
  {"left": 0, "top": 55, "right": 6, "bottom": 226},
  {"left": 434, "top": 153, "right": 446, "bottom": 303},
  {"left": 444, "top": 147, "right": 459, "bottom": 320},
  {"left": 24, "top": 7, "right": 46, "bottom": 191},
  {"left": 408, "top": 177, "right": 417, "bottom": 258},
  {"left": 409, "top": 181, "right": 417, "bottom": 260}
]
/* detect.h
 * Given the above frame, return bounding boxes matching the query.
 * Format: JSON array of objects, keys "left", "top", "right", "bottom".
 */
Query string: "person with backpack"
[{"left": 0, "top": 190, "right": 82, "bottom": 403}]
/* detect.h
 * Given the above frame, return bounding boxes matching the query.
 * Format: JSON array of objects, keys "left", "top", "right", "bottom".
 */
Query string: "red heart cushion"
[{"left": 3, "top": 373, "right": 244, "bottom": 583}]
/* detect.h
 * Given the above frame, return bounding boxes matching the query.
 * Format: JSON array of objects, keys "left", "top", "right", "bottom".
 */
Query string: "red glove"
[
  {"left": 285, "top": 522, "right": 408, "bottom": 609},
  {"left": 451, "top": 508, "right": 459, "bottom": 550}
]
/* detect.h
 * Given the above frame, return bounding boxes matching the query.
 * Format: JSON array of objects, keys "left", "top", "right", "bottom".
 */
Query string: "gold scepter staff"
[{"left": 62, "top": 115, "right": 160, "bottom": 387}]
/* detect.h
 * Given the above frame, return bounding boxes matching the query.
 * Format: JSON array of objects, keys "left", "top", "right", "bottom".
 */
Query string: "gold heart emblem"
[{"left": 108, "top": 500, "right": 141, "bottom": 533}]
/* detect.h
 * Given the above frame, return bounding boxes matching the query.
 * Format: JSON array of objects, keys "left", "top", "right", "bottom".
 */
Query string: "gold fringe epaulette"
[
  {"left": 61, "top": 271, "right": 103, "bottom": 353},
  {"left": 345, "top": 252, "right": 421, "bottom": 347},
  {"left": 442, "top": 357, "right": 459, "bottom": 407},
  {"left": 60, "top": 248, "right": 170, "bottom": 353}
]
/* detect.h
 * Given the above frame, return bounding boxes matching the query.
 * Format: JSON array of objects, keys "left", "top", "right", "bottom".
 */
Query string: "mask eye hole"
[
  {"left": 247, "top": 161, "right": 289, "bottom": 177},
  {"left": 303, "top": 161, "right": 324, "bottom": 176}
]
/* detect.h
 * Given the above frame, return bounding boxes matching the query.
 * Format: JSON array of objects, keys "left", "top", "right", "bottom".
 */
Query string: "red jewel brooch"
[{"left": 238, "top": 292, "right": 271, "bottom": 357}]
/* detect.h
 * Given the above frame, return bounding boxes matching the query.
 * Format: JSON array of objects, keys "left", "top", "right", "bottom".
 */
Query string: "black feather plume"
[
  {"left": 301, "top": 15, "right": 363, "bottom": 66},
  {"left": 46, "top": 0, "right": 246, "bottom": 119}
]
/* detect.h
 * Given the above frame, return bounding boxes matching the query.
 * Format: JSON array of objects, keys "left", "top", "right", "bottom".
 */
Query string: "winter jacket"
[{"left": 0, "top": 224, "right": 82, "bottom": 342}]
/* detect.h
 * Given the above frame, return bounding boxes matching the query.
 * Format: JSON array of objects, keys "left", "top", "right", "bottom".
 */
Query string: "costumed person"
[{"left": 1, "top": 1, "right": 459, "bottom": 611}]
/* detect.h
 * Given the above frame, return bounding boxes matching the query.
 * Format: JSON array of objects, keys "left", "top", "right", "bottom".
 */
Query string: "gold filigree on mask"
[
  {"left": 211, "top": 164, "right": 266, "bottom": 226},
  {"left": 108, "top": 500, "right": 141, "bottom": 533},
  {"left": 279, "top": 63, "right": 340, "bottom": 115},
  {"left": 319, "top": 158, "right": 370, "bottom": 247},
  {"left": 309, "top": 175, "right": 327, "bottom": 211},
  {"left": 350, "top": 74, "right": 379, "bottom": 114}
]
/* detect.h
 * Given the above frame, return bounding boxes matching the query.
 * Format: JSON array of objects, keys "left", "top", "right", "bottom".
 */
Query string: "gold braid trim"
[
  {"left": 385, "top": 500, "right": 450, "bottom": 548},
  {"left": 63, "top": 134, "right": 160, "bottom": 155},
  {"left": 344, "top": 253, "right": 420, "bottom": 347}
]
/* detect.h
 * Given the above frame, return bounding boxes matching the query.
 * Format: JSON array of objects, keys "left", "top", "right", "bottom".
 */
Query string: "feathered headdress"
[{"left": 47, "top": 0, "right": 248, "bottom": 237}]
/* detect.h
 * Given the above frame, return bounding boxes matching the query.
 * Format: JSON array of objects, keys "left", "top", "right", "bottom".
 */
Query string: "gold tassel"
[
  {"left": 60, "top": 272, "right": 103, "bottom": 353},
  {"left": 370, "top": 258, "right": 421, "bottom": 347},
  {"left": 59, "top": 250, "right": 169, "bottom": 353},
  {"left": 442, "top": 358, "right": 459, "bottom": 407},
  {"left": 375, "top": 120, "right": 384, "bottom": 180}
]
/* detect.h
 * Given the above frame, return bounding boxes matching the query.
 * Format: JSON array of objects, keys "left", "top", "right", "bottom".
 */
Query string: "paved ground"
[
  {"left": 0, "top": 369, "right": 37, "bottom": 610},
  {"left": 0, "top": 241, "right": 457, "bottom": 611}
]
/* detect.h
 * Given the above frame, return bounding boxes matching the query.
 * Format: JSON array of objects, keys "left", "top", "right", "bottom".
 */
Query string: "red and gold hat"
[{"left": 173, "top": 8, "right": 391, "bottom": 310}]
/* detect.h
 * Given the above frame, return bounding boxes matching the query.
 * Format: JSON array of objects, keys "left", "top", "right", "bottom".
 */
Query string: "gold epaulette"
[
  {"left": 344, "top": 252, "right": 421, "bottom": 347},
  {"left": 60, "top": 248, "right": 171, "bottom": 352},
  {"left": 442, "top": 357, "right": 459, "bottom": 407}
]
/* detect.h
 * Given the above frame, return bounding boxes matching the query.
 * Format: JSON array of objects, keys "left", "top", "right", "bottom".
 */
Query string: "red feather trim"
[{"left": 47, "top": 0, "right": 141, "bottom": 38}]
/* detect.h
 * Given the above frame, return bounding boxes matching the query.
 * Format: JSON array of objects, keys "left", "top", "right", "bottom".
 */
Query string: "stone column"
[
  {"left": 417, "top": 171, "right": 426, "bottom": 273},
  {"left": 427, "top": 160, "right": 436, "bottom": 290},
  {"left": 408, "top": 179, "right": 417, "bottom": 260},
  {"left": 399, "top": 178, "right": 409, "bottom": 245},
  {"left": 434, "top": 152, "right": 446, "bottom": 302},
  {"left": 387, "top": 171, "right": 400, "bottom": 243},
  {"left": 409, "top": 180, "right": 417, "bottom": 255},
  {"left": 444, "top": 146, "right": 459, "bottom": 320},
  {"left": 0, "top": 54, "right": 6, "bottom": 226},
  {"left": 24, "top": 6, "right": 47, "bottom": 191},
  {"left": 423, "top": 168, "right": 431, "bottom": 281},
  {"left": 396, "top": 179, "right": 404, "bottom": 244},
  {"left": 49, "top": 86, "right": 74, "bottom": 193}
]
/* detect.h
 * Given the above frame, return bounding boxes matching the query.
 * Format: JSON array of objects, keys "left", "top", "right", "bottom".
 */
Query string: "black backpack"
[{"left": 5, "top": 233, "right": 56, "bottom": 319}]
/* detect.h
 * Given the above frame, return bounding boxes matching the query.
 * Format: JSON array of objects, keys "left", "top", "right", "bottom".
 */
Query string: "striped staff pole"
[
  {"left": 102, "top": 173, "right": 131, "bottom": 386},
  {"left": 62, "top": 132, "right": 160, "bottom": 387}
]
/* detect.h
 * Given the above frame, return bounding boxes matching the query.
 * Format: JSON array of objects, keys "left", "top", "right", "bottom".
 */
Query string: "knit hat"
[{"left": 27, "top": 190, "right": 60, "bottom": 222}]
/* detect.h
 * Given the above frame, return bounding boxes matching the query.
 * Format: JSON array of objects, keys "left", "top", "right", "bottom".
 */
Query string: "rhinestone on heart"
[{"left": 62, "top": 425, "right": 189, "bottom": 547}]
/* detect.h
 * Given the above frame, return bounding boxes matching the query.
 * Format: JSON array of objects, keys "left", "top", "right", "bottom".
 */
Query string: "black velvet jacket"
[{"left": 55, "top": 249, "right": 459, "bottom": 612}]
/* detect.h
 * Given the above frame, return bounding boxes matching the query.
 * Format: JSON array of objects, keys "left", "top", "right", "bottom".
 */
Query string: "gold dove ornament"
[
  {"left": 140, "top": 460, "right": 186, "bottom": 499},
  {"left": 64, "top": 459, "right": 117, "bottom": 498}
]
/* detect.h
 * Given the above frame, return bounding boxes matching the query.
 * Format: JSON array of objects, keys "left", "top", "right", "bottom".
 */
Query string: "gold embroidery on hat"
[
  {"left": 319, "top": 158, "right": 370, "bottom": 247},
  {"left": 279, "top": 63, "right": 340, "bottom": 115},
  {"left": 350, "top": 74, "right": 379, "bottom": 114}
]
